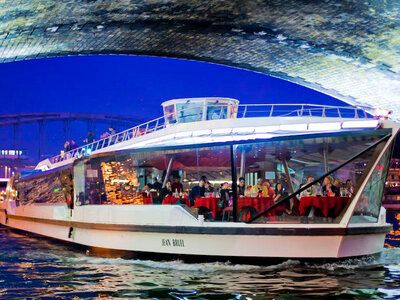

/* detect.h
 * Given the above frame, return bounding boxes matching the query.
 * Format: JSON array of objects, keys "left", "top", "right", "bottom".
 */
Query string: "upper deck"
[{"left": 36, "top": 98, "right": 384, "bottom": 171}]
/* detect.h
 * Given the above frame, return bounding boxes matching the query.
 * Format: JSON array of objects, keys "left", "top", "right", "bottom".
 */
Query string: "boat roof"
[
  {"left": 79, "top": 127, "right": 392, "bottom": 162},
  {"left": 19, "top": 163, "right": 72, "bottom": 181},
  {"left": 36, "top": 101, "right": 396, "bottom": 171}
]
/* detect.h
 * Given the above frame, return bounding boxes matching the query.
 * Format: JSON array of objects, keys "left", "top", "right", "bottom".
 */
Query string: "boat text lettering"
[{"left": 162, "top": 239, "right": 185, "bottom": 247}]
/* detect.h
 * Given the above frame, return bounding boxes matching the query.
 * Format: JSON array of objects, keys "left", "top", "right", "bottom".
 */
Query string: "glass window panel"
[
  {"left": 14, "top": 168, "right": 70, "bottom": 206},
  {"left": 350, "top": 143, "right": 393, "bottom": 223},
  {"left": 235, "top": 130, "right": 390, "bottom": 224},
  {"left": 163, "top": 104, "right": 176, "bottom": 125},
  {"left": 207, "top": 104, "right": 227, "bottom": 120},
  {"left": 74, "top": 161, "right": 86, "bottom": 205},
  {"left": 176, "top": 102, "right": 203, "bottom": 123},
  {"left": 77, "top": 145, "right": 230, "bottom": 215}
]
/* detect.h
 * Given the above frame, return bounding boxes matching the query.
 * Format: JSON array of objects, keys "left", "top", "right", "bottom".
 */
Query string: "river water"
[{"left": 2, "top": 212, "right": 400, "bottom": 299}]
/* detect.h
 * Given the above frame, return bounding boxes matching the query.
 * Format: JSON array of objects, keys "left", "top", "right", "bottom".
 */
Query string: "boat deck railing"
[{"left": 49, "top": 103, "right": 373, "bottom": 165}]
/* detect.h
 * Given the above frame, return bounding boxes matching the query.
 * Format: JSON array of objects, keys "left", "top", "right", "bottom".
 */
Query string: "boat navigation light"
[
  {"left": 341, "top": 120, "right": 379, "bottom": 129},
  {"left": 308, "top": 122, "right": 341, "bottom": 131}
]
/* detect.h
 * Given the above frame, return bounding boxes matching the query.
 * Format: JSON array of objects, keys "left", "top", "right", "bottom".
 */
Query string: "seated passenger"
[
  {"left": 219, "top": 182, "right": 232, "bottom": 209},
  {"left": 300, "top": 176, "right": 315, "bottom": 197},
  {"left": 333, "top": 178, "right": 343, "bottom": 190},
  {"left": 205, "top": 181, "right": 213, "bottom": 195},
  {"left": 345, "top": 179, "right": 354, "bottom": 197},
  {"left": 238, "top": 177, "right": 246, "bottom": 196},
  {"left": 157, "top": 181, "right": 173, "bottom": 204},
  {"left": 212, "top": 183, "right": 221, "bottom": 198},
  {"left": 322, "top": 176, "right": 339, "bottom": 197},
  {"left": 274, "top": 183, "right": 288, "bottom": 202},
  {"left": 263, "top": 181, "right": 275, "bottom": 197},
  {"left": 251, "top": 178, "right": 268, "bottom": 197},
  {"left": 274, "top": 182, "right": 290, "bottom": 214},
  {"left": 171, "top": 176, "right": 183, "bottom": 194},
  {"left": 269, "top": 179, "right": 275, "bottom": 189},
  {"left": 141, "top": 184, "right": 152, "bottom": 197},
  {"left": 189, "top": 177, "right": 206, "bottom": 206},
  {"left": 152, "top": 177, "right": 163, "bottom": 192},
  {"left": 245, "top": 184, "right": 252, "bottom": 196}
]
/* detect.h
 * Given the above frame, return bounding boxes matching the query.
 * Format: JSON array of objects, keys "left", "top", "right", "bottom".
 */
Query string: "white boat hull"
[{"left": 0, "top": 203, "right": 390, "bottom": 261}]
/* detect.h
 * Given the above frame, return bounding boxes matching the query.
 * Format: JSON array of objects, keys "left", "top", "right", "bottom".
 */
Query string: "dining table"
[
  {"left": 194, "top": 196, "right": 279, "bottom": 219},
  {"left": 194, "top": 197, "right": 220, "bottom": 218},
  {"left": 162, "top": 195, "right": 191, "bottom": 207},
  {"left": 299, "top": 196, "right": 350, "bottom": 217},
  {"left": 238, "top": 196, "right": 276, "bottom": 215},
  {"left": 142, "top": 197, "right": 153, "bottom": 205}
]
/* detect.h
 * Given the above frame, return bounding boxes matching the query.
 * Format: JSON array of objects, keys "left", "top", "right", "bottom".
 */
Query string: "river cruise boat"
[{"left": 0, "top": 98, "right": 397, "bottom": 262}]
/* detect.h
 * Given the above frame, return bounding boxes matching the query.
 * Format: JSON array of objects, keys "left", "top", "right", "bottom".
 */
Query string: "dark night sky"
[{"left": 0, "top": 55, "right": 360, "bottom": 162}]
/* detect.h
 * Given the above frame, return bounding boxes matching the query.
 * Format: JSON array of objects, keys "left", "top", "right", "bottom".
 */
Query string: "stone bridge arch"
[{"left": 1, "top": 1, "right": 399, "bottom": 118}]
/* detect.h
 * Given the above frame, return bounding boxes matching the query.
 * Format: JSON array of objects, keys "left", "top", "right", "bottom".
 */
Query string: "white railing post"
[
  {"left": 155, "top": 119, "right": 159, "bottom": 131},
  {"left": 242, "top": 105, "right": 247, "bottom": 118}
]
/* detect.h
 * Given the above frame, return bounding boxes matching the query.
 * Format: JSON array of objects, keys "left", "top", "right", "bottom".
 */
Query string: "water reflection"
[
  {"left": 1, "top": 224, "right": 400, "bottom": 299},
  {"left": 386, "top": 211, "right": 400, "bottom": 248}
]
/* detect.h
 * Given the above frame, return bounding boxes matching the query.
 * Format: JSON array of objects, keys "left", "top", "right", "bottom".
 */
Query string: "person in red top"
[
  {"left": 171, "top": 176, "right": 183, "bottom": 194},
  {"left": 264, "top": 181, "right": 275, "bottom": 197}
]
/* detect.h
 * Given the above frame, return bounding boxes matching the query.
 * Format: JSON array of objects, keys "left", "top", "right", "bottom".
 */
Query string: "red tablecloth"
[
  {"left": 194, "top": 197, "right": 220, "bottom": 218},
  {"left": 162, "top": 195, "right": 190, "bottom": 206},
  {"left": 142, "top": 197, "right": 153, "bottom": 205},
  {"left": 194, "top": 197, "right": 278, "bottom": 219},
  {"left": 299, "top": 196, "right": 350, "bottom": 217},
  {"left": 238, "top": 197, "right": 275, "bottom": 213}
]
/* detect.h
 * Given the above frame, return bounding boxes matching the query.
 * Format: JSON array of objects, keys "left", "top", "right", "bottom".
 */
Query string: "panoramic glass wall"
[
  {"left": 72, "top": 129, "right": 391, "bottom": 224},
  {"left": 350, "top": 142, "right": 393, "bottom": 223},
  {"left": 234, "top": 130, "right": 390, "bottom": 223},
  {"left": 74, "top": 145, "right": 230, "bottom": 207},
  {"left": 13, "top": 167, "right": 73, "bottom": 206}
]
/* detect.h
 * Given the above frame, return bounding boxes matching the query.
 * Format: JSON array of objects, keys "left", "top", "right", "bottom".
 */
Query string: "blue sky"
[{"left": 0, "top": 55, "right": 345, "bottom": 161}]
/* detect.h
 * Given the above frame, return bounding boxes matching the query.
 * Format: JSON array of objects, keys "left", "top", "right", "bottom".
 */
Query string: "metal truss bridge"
[{"left": 0, "top": 112, "right": 143, "bottom": 160}]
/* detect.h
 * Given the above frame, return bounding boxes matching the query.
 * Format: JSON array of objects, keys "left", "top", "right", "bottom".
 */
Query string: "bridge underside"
[{"left": 0, "top": 1, "right": 399, "bottom": 118}]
